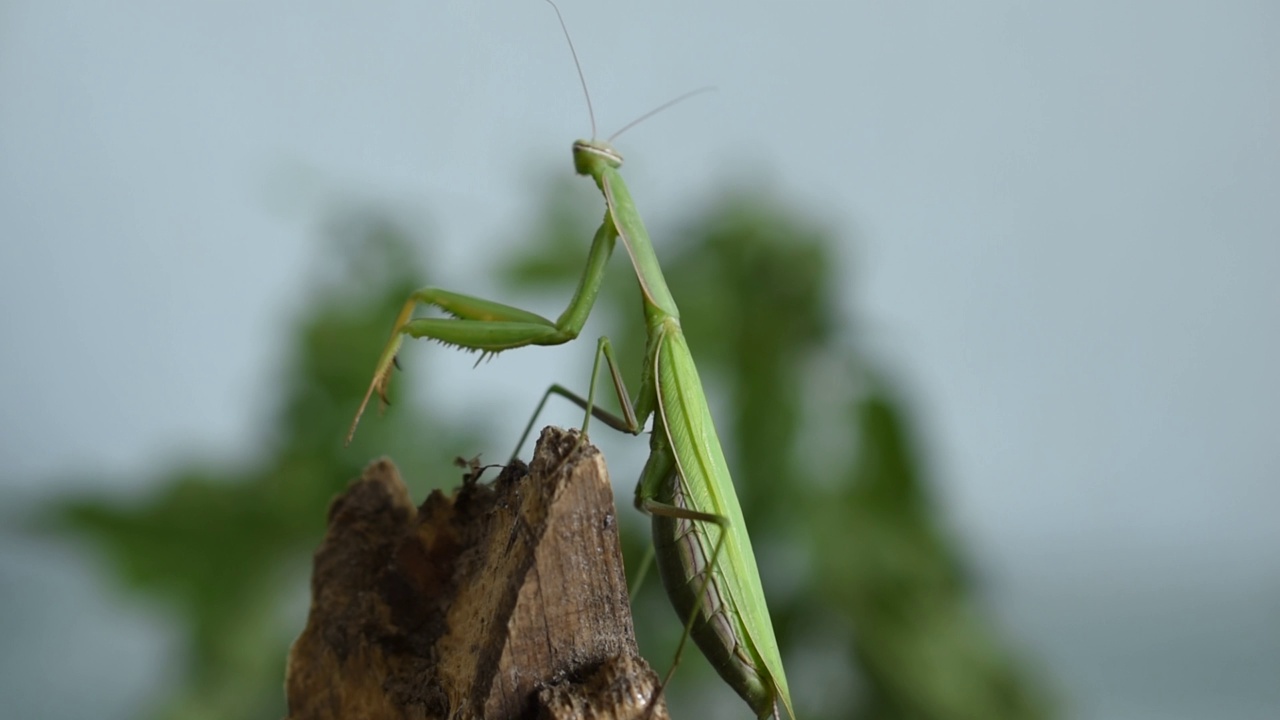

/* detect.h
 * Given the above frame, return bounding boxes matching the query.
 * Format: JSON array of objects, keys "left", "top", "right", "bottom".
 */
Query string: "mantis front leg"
[{"left": 347, "top": 215, "right": 619, "bottom": 444}]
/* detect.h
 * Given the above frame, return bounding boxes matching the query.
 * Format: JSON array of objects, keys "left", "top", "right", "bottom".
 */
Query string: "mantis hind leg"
[
  {"left": 640, "top": 496, "right": 737, "bottom": 716},
  {"left": 628, "top": 543, "right": 656, "bottom": 600}
]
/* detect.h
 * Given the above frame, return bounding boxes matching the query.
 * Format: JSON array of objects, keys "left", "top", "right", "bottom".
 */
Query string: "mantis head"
[{"left": 573, "top": 139, "right": 624, "bottom": 179}]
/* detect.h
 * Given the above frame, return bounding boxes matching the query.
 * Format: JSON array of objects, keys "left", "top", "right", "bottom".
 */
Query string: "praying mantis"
[{"left": 347, "top": 5, "right": 794, "bottom": 718}]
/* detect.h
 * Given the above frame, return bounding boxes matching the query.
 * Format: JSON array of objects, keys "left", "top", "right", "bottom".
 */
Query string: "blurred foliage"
[
  {"left": 37, "top": 210, "right": 481, "bottom": 719},
  {"left": 41, "top": 176, "right": 1052, "bottom": 719}
]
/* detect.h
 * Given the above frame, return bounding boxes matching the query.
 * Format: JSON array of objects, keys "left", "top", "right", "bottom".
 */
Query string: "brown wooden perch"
[{"left": 286, "top": 427, "right": 668, "bottom": 720}]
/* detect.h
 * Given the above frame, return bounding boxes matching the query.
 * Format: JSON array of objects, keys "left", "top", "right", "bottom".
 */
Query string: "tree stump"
[{"left": 286, "top": 427, "right": 668, "bottom": 720}]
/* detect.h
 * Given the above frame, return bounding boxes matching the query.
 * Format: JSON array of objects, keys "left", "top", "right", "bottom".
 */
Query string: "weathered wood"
[{"left": 286, "top": 427, "right": 668, "bottom": 720}]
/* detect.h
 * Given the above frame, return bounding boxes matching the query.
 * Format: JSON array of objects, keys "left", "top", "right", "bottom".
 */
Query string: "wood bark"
[{"left": 286, "top": 427, "right": 668, "bottom": 720}]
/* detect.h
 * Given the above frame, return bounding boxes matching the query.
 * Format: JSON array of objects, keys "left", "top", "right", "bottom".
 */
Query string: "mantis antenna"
[
  {"left": 545, "top": 0, "right": 714, "bottom": 142},
  {"left": 544, "top": 0, "right": 597, "bottom": 139},
  {"left": 609, "top": 86, "right": 716, "bottom": 142}
]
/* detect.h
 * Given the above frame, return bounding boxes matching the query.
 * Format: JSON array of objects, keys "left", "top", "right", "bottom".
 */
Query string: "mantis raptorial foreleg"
[{"left": 347, "top": 218, "right": 618, "bottom": 445}]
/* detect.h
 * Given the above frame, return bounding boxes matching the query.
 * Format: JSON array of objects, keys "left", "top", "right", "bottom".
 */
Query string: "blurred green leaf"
[
  {"left": 815, "top": 382, "right": 1053, "bottom": 719},
  {"left": 37, "top": 209, "right": 478, "bottom": 720}
]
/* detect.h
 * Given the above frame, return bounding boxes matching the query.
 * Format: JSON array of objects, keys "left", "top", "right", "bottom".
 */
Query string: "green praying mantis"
[{"left": 347, "top": 5, "right": 794, "bottom": 718}]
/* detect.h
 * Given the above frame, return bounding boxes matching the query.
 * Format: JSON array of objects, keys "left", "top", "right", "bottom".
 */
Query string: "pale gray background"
[{"left": 2, "top": 1, "right": 1277, "bottom": 718}]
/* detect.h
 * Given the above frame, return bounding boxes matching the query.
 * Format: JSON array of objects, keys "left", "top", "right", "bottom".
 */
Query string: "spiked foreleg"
[{"left": 348, "top": 217, "right": 619, "bottom": 444}]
